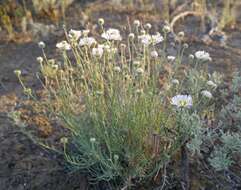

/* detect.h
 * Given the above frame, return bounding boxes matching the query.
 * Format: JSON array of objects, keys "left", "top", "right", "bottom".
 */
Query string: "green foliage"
[
  {"left": 219, "top": 0, "right": 236, "bottom": 29},
  {"left": 16, "top": 20, "right": 232, "bottom": 189},
  {"left": 209, "top": 148, "right": 234, "bottom": 171},
  {"left": 0, "top": 4, "right": 14, "bottom": 38},
  {"left": 208, "top": 72, "right": 241, "bottom": 171}
]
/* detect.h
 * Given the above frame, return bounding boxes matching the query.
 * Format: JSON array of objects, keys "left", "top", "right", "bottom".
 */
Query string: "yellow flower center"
[{"left": 179, "top": 100, "right": 188, "bottom": 107}]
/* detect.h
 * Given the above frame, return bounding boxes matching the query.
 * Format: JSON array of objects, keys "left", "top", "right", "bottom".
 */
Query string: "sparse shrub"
[
  {"left": 219, "top": 0, "right": 237, "bottom": 29},
  {"left": 14, "top": 18, "right": 241, "bottom": 189},
  {"left": 209, "top": 72, "right": 241, "bottom": 172},
  {"left": 32, "top": 0, "right": 74, "bottom": 22},
  {"left": 0, "top": 0, "right": 74, "bottom": 39},
  {"left": 0, "top": 1, "right": 21, "bottom": 39}
]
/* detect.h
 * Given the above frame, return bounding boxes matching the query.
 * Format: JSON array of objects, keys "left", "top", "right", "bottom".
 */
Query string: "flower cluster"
[
  {"left": 138, "top": 32, "right": 163, "bottom": 46},
  {"left": 101, "top": 28, "right": 122, "bottom": 41},
  {"left": 171, "top": 95, "right": 193, "bottom": 108},
  {"left": 56, "top": 41, "right": 71, "bottom": 51},
  {"left": 195, "top": 50, "right": 212, "bottom": 61},
  {"left": 79, "top": 36, "right": 97, "bottom": 46}
]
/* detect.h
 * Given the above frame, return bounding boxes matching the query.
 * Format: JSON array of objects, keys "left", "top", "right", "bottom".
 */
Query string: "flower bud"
[
  {"left": 183, "top": 43, "right": 189, "bottom": 49},
  {"left": 134, "top": 20, "right": 140, "bottom": 27},
  {"left": 14, "top": 70, "right": 21, "bottom": 76},
  {"left": 98, "top": 18, "right": 105, "bottom": 25},
  {"left": 60, "top": 137, "right": 68, "bottom": 144},
  {"left": 24, "top": 88, "right": 32, "bottom": 95},
  {"left": 48, "top": 59, "right": 55, "bottom": 65},
  {"left": 150, "top": 50, "right": 158, "bottom": 58},
  {"left": 36, "top": 56, "right": 43, "bottom": 64},
  {"left": 120, "top": 43, "right": 126, "bottom": 49},
  {"left": 128, "top": 33, "right": 135, "bottom": 39},
  {"left": 38, "top": 41, "right": 45, "bottom": 49},
  {"left": 189, "top": 54, "right": 194, "bottom": 60},
  {"left": 144, "top": 23, "right": 152, "bottom": 30},
  {"left": 178, "top": 31, "right": 185, "bottom": 39},
  {"left": 114, "top": 154, "right": 119, "bottom": 160},
  {"left": 69, "top": 29, "right": 81, "bottom": 40},
  {"left": 201, "top": 90, "right": 213, "bottom": 99},
  {"left": 163, "top": 25, "right": 171, "bottom": 33}
]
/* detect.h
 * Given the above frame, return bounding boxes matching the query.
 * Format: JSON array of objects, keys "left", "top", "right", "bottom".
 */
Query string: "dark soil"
[
  {"left": 0, "top": 113, "right": 87, "bottom": 190},
  {"left": 0, "top": 1, "right": 241, "bottom": 190}
]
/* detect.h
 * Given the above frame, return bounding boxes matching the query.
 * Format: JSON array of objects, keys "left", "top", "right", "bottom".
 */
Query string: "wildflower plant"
[
  {"left": 15, "top": 19, "right": 228, "bottom": 189},
  {"left": 208, "top": 72, "right": 241, "bottom": 172}
]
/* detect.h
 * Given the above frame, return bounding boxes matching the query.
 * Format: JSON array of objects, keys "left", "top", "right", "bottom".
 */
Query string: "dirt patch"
[{"left": 0, "top": 113, "right": 87, "bottom": 190}]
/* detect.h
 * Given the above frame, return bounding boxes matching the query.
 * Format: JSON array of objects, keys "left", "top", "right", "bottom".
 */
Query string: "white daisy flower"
[
  {"left": 101, "top": 28, "right": 122, "bottom": 41},
  {"left": 201, "top": 90, "right": 213, "bottom": 98},
  {"left": 207, "top": 80, "right": 217, "bottom": 88},
  {"left": 138, "top": 34, "right": 152, "bottom": 46},
  {"left": 68, "top": 29, "right": 81, "bottom": 40},
  {"left": 171, "top": 95, "right": 193, "bottom": 108},
  {"left": 79, "top": 37, "right": 96, "bottom": 47},
  {"left": 195, "top": 50, "right": 212, "bottom": 61},
  {"left": 151, "top": 32, "right": 164, "bottom": 45},
  {"left": 167, "top": 56, "right": 175, "bottom": 62},
  {"left": 56, "top": 41, "right": 71, "bottom": 51},
  {"left": 92, "top": 46, "right": 104, "bottom": 57},
  {"left": 150, "top": 50, "right": 158, "bottom": 58},
  {"left": 138, "top": 33, "right": 163, "bottom": 46}
]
